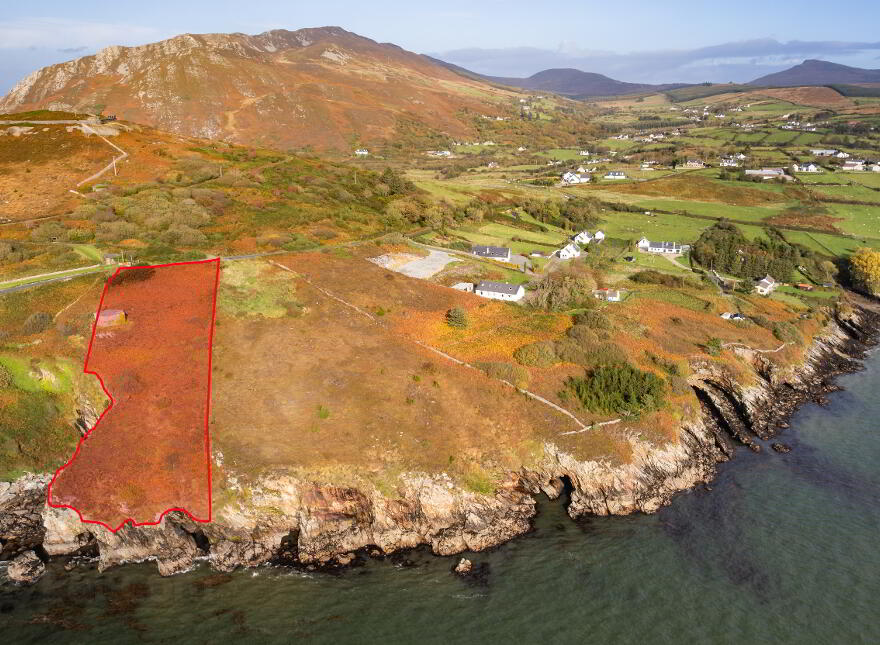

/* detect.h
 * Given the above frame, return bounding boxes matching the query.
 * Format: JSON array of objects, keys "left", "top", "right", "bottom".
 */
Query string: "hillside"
[
  {"left": 481, "top": 68, "right": 684, "bottom": 99},
  {"left": 751, "top": 59, "right": 880, "bottom": 87},
  {"left": 0, "top": 27, "right": 525, "bottom": 152}
]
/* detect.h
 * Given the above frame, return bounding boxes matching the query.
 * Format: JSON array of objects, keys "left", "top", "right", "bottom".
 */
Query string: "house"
[
  {"left": 451, "top": 282, "right": 474, "bottom": 293},
  {"left": 471, "top": 245, "right": 511, "bottom": 262},
  {"left": 637, "top": 237, "right": 686, "bottom": 254},
  {"left": 835, "top": 151, "right": 851, "bottom": 159},
  {"left": 102, "top": 253, "right": 122, "bottom": 265},
  {"left": 426, "top": 150, "right": 452, "bottom": 157},
  {"left": 475, "top": 280, "right": 525, "bottom": 302},
  {"left": 517, "top": 146, "right": 528, "bottom": 152},
  {"left": 745, "top": 167, "right": 787, "bottom": 179},
  {"left": 792, "top": 162, "right": 821, "bottom": 173},
  {"left": 562, "top": 171, "right": 589, "bottom": 185},
  {"left": 811, "top": 149, "right": 837, "bottom": 157},
  {"left": 754, "top": 275, "right": 778, "bottom": 296},
  {"left": 870, "top": 164, "right": 880, "bottom": 173},
  {"left": 604, "top": 171, "right": 627, "bottom": 180},
  {"left": 640, "top": 163, "right": 655, "bottom": 171},
  {"left": 684, "top": 159, "right": 705, "bottom": 169},
  {"left": 720, "top": 158, "right": 739, "bottom": 167},
  {"left": 354, "top": 149, "right": 369, "bottom": 156},
  {"left": 97, "top": 309, "right": 127, "bottom": 328},
  {"left": 734, "top": 153, "right": 748, "bottom": 160},
  {"left": 576, "top": 166, "right": 587, "bottom": 173},
  {"left": 720, "top": 312, "right": 746, "bottom": 321},
  {"left": 795, "top": 283, "right": 815, "bottom": 292},
  {"left": 487, "top": 161, "right": 499, "bottom": 169},
  {"left": 573, "top": 231, "right": 593, "bottom": 245},
  {"left": 842, "top": 160, "right": 865, "bottom": 172},
  {"left": 557, "top": 243, "right": 581, "bottom": 260},
  {"left": 579, "top": 150, "right": 592, "bottom": 156},
  {"left": 593, "top": 231, "right": 606, "bottom": 242},
  {"left": 529, "top": 250, "right": 545, "bottom": 257},
  {"left": 593, "top": 288, "right": 622, "bottom": 302}
]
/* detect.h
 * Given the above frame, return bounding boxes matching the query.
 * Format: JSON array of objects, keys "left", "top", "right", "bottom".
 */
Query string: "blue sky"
[{"left": 2, "top": 1, "right": 879, "bottom": 92}]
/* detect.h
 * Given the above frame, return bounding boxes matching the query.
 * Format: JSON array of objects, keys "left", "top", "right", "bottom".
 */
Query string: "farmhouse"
[
  {"left": 734, "top": 153, "right": 748, "bottom": 160},
  {"left": 835, "top": 151, "right": 851, "bottom": 159},
  {"left": 754, "top": 275, "right": 778, "bottom": 296},
  {"left": 637, "top": 237, "right": 687, "bottom": 254},
  {"left": 573, "top": 231, "right": 593, "bottom": 245},
  {"left": 604, "top": 171, "right": 627, "bottom": 180},
  {"left": 102, "top": 253, "right": 122, "bottom": 265},
  {"left": 720, "top": 158, "right": 739, "bottom": 167},
  {"left": 593, "top": 230, "right": 605, "bottom": 242},
  {"left": 97, "top": 309, "right": 127, "bottom": 328},
  {"left": 557, "top": 243, "right": 581, "bottom": 260},
  {"left": 842, "top": 160, "right": 866, "bottom": 172},
  {"left": 354, "top": 149, "right": 369, "bottom": 156},
  {"left": 562, "top": 171, "right": 590, "bottom": 185},
  {"left": 870, "top": 163, "right": 880, "bottom": 173},
  {"left": 475, "top": 281, "right": 525, "bottom": 302},
  {"left": 426, "top": 150, "right": 452, "bottom": 157},
  {"left": 684, "top": 159, "right": 706, "bottom": 169},
  {"left": 720, "top": 312, "right": 746, "bottom": 321},
  {"left": 811, "top": 149, "right": 837, "bottom": 157},
  {"left": 471, "top": 245, "right": 512, "bottom": 261},
  {"left": 792, "top": 162, "right": 821, "bottom": 173}
]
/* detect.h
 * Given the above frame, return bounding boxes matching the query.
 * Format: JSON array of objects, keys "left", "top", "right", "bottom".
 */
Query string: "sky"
[{"left": 2, "top": 1, "right": 880, "bottom": 93}]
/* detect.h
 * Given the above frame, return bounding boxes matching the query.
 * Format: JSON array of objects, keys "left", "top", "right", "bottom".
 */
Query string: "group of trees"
[
  {"left": 691, "top": 221, "right": 829, "bottom": 283},
  {"left": 849, "top": 248, "right": 880, "bottom": 296}
]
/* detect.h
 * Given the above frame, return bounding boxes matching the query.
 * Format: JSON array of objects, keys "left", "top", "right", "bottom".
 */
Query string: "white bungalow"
[
  {"left": 562, "top": 171, "right": 589, "bottom": 185},
  {"left": 684, "top": 159, "right": 706, "bottom": 169},
  {"left": 842, "top": 160, "right": 866, "bottom": 172},
  {"left": 792, "top": 162, "right": 821, "bottom": 173},
  {"left": 593, "top": 231, "right": 606, "bottom": 242},
  {"left": 638, "top": 237, "right": 686, "bottom": 254},
  {"left": 593, "top": 288, "right": 622, "bottom": 302},
  {"left": 754, "top": 275, "right": 778, "bottom": 296},
  {"left": 471, "top": 245, "right": 512, "bottom": 261},
  {"left": 835, "top": 151, "right": 851, "bottom": 159},
  {"left": 475, "top": 280, "right": 525, "bottom": 302},
  {"left": 573, "top": 231, "right": 594, "bottom": 245},
  {"left": 811, "top": 149, "right": 837, "bottom": 157},
  {"left": 604, "top": 171, "right": 627, "bottom": 180},
  {"left": 745, "top": 168, "right": 787, "bottom": 179},
  {"left": 720, "top": 158, "right": 739, "bottom": 167},
  {"left": 871, "top": 164, "right": 880, "bottom": 173},
  {"left": 557, "top": 243, "right": 581, "bottom": 260},
  {"left": 354, "top": 148, "right": 369, "bottom": 156}
]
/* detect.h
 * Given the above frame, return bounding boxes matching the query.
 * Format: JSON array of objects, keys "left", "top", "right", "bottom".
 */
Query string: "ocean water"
[{"left": 3, "top": 349, "right": 880, "bottom": 644}]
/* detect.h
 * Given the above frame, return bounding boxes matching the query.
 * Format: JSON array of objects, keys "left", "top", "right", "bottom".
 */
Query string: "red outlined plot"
[{"left": 48, "top": 259, "right": 220, "bottom": 532}]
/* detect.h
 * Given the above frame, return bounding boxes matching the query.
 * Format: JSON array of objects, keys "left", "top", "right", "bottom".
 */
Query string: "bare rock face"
[
  {"left": 42, "top": 506, "right": 95, "bottom": 556},
  {"left": 454, "top": 558, "right": 472, "bottom": 574},
  {"left": 93, "top": 517, "right": 202, "bottom": 576},
  {"left": 7, "top": 550, "right": 45, "bottom": 585},
  {"left": 0, "top": 474, "right": 50, "bottom": 559}
]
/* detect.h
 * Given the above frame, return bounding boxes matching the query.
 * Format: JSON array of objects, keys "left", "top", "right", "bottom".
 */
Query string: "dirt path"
[{"left": 75, "top": 123, "right": 129, "bottom": 187}]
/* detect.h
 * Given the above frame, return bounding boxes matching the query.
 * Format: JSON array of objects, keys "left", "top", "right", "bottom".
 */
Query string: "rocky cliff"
[{"left": 2, "top": 299, "right": 877, "bottom": 584}]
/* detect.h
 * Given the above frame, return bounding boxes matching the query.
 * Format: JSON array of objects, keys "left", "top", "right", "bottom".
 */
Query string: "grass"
[{"left": 0, "top": 265, "right": 108, "bottom": 289}]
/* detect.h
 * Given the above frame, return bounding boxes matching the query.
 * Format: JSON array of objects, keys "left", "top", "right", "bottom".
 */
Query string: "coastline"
[{"left": 2, "top": 294, "right": 879, "bottom": 584}]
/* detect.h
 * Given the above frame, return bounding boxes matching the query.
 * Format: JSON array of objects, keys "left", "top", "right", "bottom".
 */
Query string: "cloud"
[
  {"left": 431, "top": 39, "right": 880, "bottom": 83},
  {"left": 58, "top": 46, "right": 88, "bottom": 54},
  {"left": 0, "top": 17, "right": 161, "bottom": 50}
]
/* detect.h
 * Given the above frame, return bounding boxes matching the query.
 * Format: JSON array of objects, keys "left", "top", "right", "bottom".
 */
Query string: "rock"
[
  {"left": 454, "top": 558, "right": 472, "bottom": 574},
  {"left": 748, "top": 443, "right": 762, "bottom": 453},
  {"left": 335, "top": 552, "right": 355, "bottom": 566},
  {"left": 64, "top": 560, "right": 78, "bottom": 572},
  {"left": 0, "top": 474, "right": 50, "bottom": 559},
  {"left": 7, "top": 551, "right": 45, "bottom": 584},
  {"left": 772, "top": 443, "right": 792, "bottom": 453},
  {"left": 777, "top": 421, "right": 790, "bottom": 429}
]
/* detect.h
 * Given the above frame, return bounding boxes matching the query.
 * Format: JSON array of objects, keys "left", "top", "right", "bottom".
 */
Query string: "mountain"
[
  {"left": 482, "top": 68, "right": 686, "bottom": 98},
  {"left": 750, "top": 59, "right": 880, "bottom": 87},
  {"left": 0, "top": 28, "right": 521, "bottom": 151}
]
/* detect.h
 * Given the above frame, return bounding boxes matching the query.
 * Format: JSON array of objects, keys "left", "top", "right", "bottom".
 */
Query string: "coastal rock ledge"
[{"left": 2, "top": 299, "right": 878, "bottom": 579}]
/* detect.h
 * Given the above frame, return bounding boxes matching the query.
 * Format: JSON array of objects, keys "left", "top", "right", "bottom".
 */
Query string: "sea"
[{"left": 3, "top": 348, "right": 879, "bottom": 644}]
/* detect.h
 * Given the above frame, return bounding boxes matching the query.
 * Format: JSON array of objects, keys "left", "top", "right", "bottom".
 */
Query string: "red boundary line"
[{"left": 46, "top": 258, "right": 221, "bottom": 533}]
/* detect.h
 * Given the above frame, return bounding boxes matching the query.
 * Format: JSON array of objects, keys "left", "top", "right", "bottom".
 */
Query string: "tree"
[
  {"left": 850, "top": 248, "right": 880, "bottom": 296},
  {"left": 446, "top": 307, "right": 468, "bottom": 329}
]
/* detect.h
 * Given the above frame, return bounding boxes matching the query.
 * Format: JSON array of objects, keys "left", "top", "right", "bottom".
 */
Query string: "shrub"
[
  {"left": 564, "top": 364, "right": 666, "bottom": 415},
  {"left": 751, "top": 314, "right": 772, "bottom": 330},
  {"left": 772, "top": 321, "right": 800, "bottom": 344},
  {"left": 514, "top": 340, "right": 558, "bottom": 367},
  {"left": 573, "top": 310, "right": 611, "bottom": 330},
  {"left": 630, "top": 270, "right": 688, "bottom": 287},
  {"left": 531, "top": 272, "right": 597, "bottom": 311},
  {"left": 474, "top": 361, "right": 530, "bottom": 388},
  {"left": 566, "top": 324, "right": 599, "bottom": 345},
  {"left": 22, "top": 312, "right": 52, "bottom": 335},
  {"left": 0, "top": 365, "right": 12, "bottom": 388},
  {"left": 446, "top": 308, "right": 469, "bottom": 329},
  {"left": 705, "top": 337, "right": 723, "bottom": 356}
]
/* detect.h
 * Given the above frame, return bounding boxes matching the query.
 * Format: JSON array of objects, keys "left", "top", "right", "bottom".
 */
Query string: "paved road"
[{"left": 0, "top": 270, "right": 107, "bottom": 296}]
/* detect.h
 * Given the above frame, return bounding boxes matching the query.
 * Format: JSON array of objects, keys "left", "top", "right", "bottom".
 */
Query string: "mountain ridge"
[{"left": 750, "top": 59, "right": 880, "bottom": 87}]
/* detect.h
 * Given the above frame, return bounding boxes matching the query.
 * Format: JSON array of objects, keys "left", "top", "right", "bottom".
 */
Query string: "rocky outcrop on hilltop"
[{"left": 2, "top": 300, "right": 877, "bottom": 581}]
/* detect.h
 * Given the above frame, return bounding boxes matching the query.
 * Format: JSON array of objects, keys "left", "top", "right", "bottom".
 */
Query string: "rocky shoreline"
[{"left": 2, "top": 296, "right": 878, "bottom": 585}]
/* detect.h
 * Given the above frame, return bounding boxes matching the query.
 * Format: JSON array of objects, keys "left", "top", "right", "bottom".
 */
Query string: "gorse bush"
[
  {"left": 564, "top": 365, "right": 666, "bottom": 415},
  {"left": 474, "top": 361, "right": 530, "bottom": 388},
  {"left": 772, "top": 321, "right": 800, "bottom": 344},
  {"left": 446, "top": 307, "right": 469, "bottom": 329},
  {"left": 573, "top": 310, "right": 611, "bottom": 330},
  {"left": 513, "top": 340, "right": 557, "bottom": 367}
]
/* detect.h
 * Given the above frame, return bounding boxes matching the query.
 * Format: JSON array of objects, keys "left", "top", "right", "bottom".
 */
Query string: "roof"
[
  {"left": 471, "top": 245, "right": 509, "bottom": 258},
  {"left": 644, "top": 240, "right": 682, "bottom": 250},
  {"left": 476, "top": 280, "right": 521, "bottom": 295}
]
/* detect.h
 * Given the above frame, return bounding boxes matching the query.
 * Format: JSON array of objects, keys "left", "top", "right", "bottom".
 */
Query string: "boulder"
[{"left": 7, "top": 550, "right": 45, "bottom": 585}]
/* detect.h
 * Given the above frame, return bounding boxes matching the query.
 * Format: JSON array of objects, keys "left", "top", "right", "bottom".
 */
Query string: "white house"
[
  {"left": 573, "top": 231, "right": 593, "bottom": 245},
  {"left": 475, "top": 280, "right": 525, "bottom": 302},
  {"left": 871, "top": 164, "right": 880, "bottom": 173},
  {"left": 593, "top": 231, "right": 606, "bottom": 242},
  {"left": 720, "top": 158, "right": 739, "bottom": 167},
  {"left": 562, "top": 171, "right": 589, "bottom": 185},
  {"left": 517, "top": 146, "right": 528, "bottom": 152},
  {"left": 720, "top": 312, "right": 746, "bottom": 321},
  {"left": 426, "top": 150, "right": 452, "bottom": 157},
  {"left": 354, "top": 148, "right": 369, "bottom": 156},
  {"left": 579, "top": 150, "right": 592, "bottom": 156},
  {"left": 604, "top": 171, "right": 627, "bottom": 180},
  {"left": 835, "top": 151, "right": 851, "bottom": 159},
  {"left": 811, "top": 149, "right": 837, "bottom": 157},
  {"left": 557, "top": 243, "right": 581, "bottom": 260},
  {"left": 754, "top": 275, "right": 778, "bottom": 296},
  {"left": 471, "top": 245, "right": 512, "bottom": 262},
  {"left": 684, "top": 159, "right": 706, "bottom": 169},
  {"left": 638, "top": 237, "right": 686, "bottom": 254},
  {"left": 792, "top": 162, "right": 821, "bottom": 173}
]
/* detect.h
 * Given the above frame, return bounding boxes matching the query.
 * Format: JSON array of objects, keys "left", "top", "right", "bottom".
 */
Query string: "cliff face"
[{"left": 2, "top": 301, "right": 877, "bottom": 583}]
